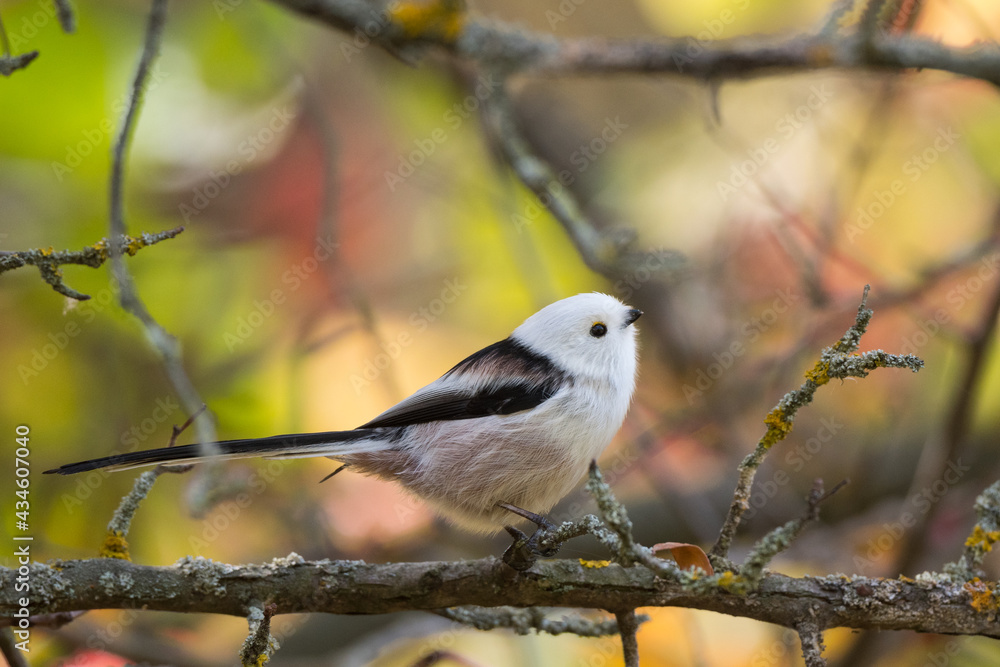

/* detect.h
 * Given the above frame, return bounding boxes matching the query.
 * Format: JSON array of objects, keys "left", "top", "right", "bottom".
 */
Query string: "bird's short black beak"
[{"left": 625, "top": 308, "right": 643, "bottom": 326}]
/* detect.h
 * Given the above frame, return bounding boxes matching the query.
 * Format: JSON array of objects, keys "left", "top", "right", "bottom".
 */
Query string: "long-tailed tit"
[{"left": 46, "top": 293, "right": 642, "bottom": 535}]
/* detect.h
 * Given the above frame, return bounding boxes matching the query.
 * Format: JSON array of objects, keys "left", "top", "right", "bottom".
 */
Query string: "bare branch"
[
  {"left": 53, "top": 0, "right": 76, "bottom": 33},
  {"left": 480, "top": 83, "right": 625, "bottom": 277},
  {"left": 615, "top": 609, "right": 641, "bottom": 667},
  {"left": 106, "top": 0, "right": 220, "bottom": 480},
  {"left": 0, "top": 51, "right": 39, "bottom": 76},
  {"left": 0, "top": 627, "right": 29, "bottom": 667},
  {"left": 268, "top": 0, "right": 1000, "bottom": 85},
  {"left": 739, "top": 479, "right": 848, "bottom": 588}
]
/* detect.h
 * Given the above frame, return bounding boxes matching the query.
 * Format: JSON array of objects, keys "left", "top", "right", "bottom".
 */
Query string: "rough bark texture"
[{"left": 3, "top": 556, "right": 997, "bottom": 638}]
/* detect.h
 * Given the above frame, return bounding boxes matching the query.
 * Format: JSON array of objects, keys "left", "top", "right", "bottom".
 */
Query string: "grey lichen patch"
[
  {"left": 240, "top": 604, "right": 280, "bottom": 666},
  {"left": 269, "top": 552, "right": 306, "bottom": 568},
  {"left": 944, "top": 480, "right": 1000, "bottom": 582},
  {"left": 842, "top": 578, "right": 895, "bottom": 610},
  {"left": 915, "top": 570, "right": 955, "bottom": 585},
  {"left": 34, "top": 562, "right": 71, "bottom": 597},
  {"left": 316, "top": 560, "right": 369, "bottom": 591},
  {"left": 441, "top": 605, "right": 634, "bottom": 637},
  {"left": 99, "top": 571, "right": 135, "bottom": 597},
  {"left": 176, "top": 555, "right": 229, "bottom": 597}
]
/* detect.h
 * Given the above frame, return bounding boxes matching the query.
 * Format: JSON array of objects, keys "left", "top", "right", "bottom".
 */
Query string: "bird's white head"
[{"left": 512, "top": 293, "right": 641, "bottom": 388}]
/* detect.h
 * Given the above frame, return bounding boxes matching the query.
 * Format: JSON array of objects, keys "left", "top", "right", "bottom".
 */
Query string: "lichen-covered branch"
[
  {"left": 711, "top": 286, "right": 923, "bottom": 559},
  {"left": 738, "top": 479, "right": 847, "bottom": 588},
  {"left": 0, "top": 228, "right": 184, "bottom": 300},
  {"left": 97, "top": 470, "right": 162, "bottom": 561},
  {"left": 944, "top": 480, "right": 1000, "bottom": 581},
  {"left": 240, "top": 603, "right": 279, "bottom": 667},
  {"left": 3, "top": 556, "right": 998, "bottom": 638},
  {"left": 797, "top": 621, "right": 828, "bottom": 667}
]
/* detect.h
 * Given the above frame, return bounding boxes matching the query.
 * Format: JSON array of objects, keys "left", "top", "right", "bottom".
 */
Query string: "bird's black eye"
[{"left": 590, "top": 322, "right": 608, "bottom": 338}]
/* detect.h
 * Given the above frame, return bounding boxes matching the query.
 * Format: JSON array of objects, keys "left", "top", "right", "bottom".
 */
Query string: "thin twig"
[
  {"left": 480, "top": 81, "right": 624, "bottom": 277},
  {"left": 107, "top": 0, "right": 219, "bottom": 477},
  {"left": 896, "top": 276, "right": 1000, "bottom": 576},
  {"left": 101, "top": 470, "right": 162, "bottom": 559},
  {"left": 54, "top": 0, "right": 76, "bottom": 33},
  {"left": 0, "top": 628, "right": 29, "bottom": 667},
  {"left": 943, "top": 480, "right": 1000, "bottom": 581},
  {"left": 0, "top": 610, "right": 86, "bottom": 629},
  {"left": 739, "top": 479, "right": 848, "bottom": 587},
  {"left": 0, "top": 228, "right": 184, "bottom": 300},
  {"left": 615, "top": 609, "right": 641, "bottom": 667},
  {"left": 0, "top": 10, "right": 11, "bottom": 57},
  {"left": 712, "top": 285, "right": 923, "bottom": 560}
]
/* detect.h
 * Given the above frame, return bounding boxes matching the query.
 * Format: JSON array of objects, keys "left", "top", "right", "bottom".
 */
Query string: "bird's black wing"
[
  {"left": 359, "top": 337, "right": 569, "bottom": 428},
  {"left": 45, "top": 339, "right": 568, "bottom": 476}
]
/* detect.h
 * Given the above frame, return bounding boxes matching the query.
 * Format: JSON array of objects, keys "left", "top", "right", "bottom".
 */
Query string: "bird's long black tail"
[{"left": 43, "top": 428, "right": 382, "bottom": 475}]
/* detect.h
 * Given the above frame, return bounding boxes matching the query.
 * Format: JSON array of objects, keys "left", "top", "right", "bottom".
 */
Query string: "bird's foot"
[{"left": 498, "top": 502, "right": 560, "bottom": 571}]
